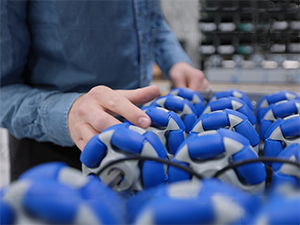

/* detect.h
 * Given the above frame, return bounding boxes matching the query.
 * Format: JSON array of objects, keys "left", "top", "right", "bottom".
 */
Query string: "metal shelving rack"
[{"left": 198, "top": 0, "right": 300, "bottom": 84}]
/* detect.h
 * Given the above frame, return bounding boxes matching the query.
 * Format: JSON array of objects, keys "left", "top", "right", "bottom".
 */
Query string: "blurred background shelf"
[{"left": 198, "top": 0, "right": 300, "bottom": 84}]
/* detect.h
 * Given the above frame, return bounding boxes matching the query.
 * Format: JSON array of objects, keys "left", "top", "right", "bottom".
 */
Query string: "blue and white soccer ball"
[
  {"left": 189, "top": 109, "right": 260, "bottom": 152},
  {"left": 169, "top": 129, "right": 266, "bottom": 194},
  {"left": 271, "top": 143, "right": 300, "bottom": 193},
  {"left": 256, "top": 90, "right": 300, "bottom": 124},
  {"left": 259, "top": 143, "right": 300, "bottom": 225},
  {"left": 138, "top": 106, "right": 186, "bottom": 157},
  {"left": 263, "top": 114, "right": 300, "bottom": 164},
  {"left": 251, "top": 192, "right": 300, "bottom": 225},
  {"left": 259, "top": 99, "right": 300, "bottom": 140},
  {"left": 151, "top": 95, "right": 198, "bottom": 133},
  {"left": 127, "top": 179, "right": 261, "bottom": 225},
  {"left": 209, "top": 89, "right": 254, "bottom": 111},
  {"left": 80, "top": 123, "right": 169, "bottom": 192},
  {"left": 168, "top": 87, "right": 205, "bottom": 117},
  {"left": 0, "top": 162, "right": 124, "bottom": 225},
  {"left": 202, "top": 97, "right": 256, "bottom": 127}
]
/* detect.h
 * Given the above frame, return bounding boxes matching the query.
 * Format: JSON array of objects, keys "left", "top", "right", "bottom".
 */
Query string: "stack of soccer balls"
[{"left": 1, "top": 88, "right": 299, "bottom": 224}]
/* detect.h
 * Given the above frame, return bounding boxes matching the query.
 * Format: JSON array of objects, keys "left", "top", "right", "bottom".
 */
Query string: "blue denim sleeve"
[
  {"left": 0, "top": 85, "right": 81, "bottom": 146},
  {"left": 0, "top": 0, "right": 81, "bottom": 146},
  {"left": 153, "top": 1, "right": 193, "bottom": 76}
]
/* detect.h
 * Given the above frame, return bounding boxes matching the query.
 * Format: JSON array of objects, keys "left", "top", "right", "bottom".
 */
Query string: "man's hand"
[
  {"left": 169, "top": 62, "right": 209, "bottom": 91},
  {"left": 68, "top": 85, "right": 160, "bottom": 150}
]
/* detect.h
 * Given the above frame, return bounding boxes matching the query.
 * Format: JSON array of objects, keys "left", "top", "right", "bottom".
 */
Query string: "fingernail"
[{"left": 138, "top": 117, "right": 150, "bottom": 128}]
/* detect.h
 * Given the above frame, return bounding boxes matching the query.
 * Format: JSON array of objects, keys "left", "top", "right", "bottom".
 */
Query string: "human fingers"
[
  {"left": 169, "top": 71, "right": 187, "bottom": 88},
  {"left": 68, "top": 92, "right": 121, "bottom": 150},
  {"left": 75, "top": 123, "right": 106, "bottom": 150},
  {"left": 187, "top": 69, "right": 206, "bottom": 91},
  {"left": 116, "top": 85, "right": 160, "bottom": 105},
  {"left": 92, "top": 86, "right": 152, "bottom": 129},
  {"left": 83, "top": 107, "right": 122, "bottom": 132},
  {"left": 199, "top": 77, "right": 209, "bottom": 91},
  {"left": 69, "top": 111, "right": 100, "bottom": 151}
]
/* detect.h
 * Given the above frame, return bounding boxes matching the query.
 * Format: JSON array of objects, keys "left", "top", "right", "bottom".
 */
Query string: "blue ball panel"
[
  {"left": 86, "top": 200, "right": 121, "bottom": 224},
  {"left": 214, "top": 89, "right": 254, "bottom": 111},
  {"left": 80, "top": 175, "right": 125, "bottom": 222},
  {"left": 168, "top": 130, "right": 185, "bottom": 155},
  {"left": 280, "top": 117, "right": 300, "bottom": 138},
  {"left": 80, "top": 175, "right": 109, "bottom": 199},
  {"left": 235, "top": 121, "right": 260, "bottom": 147},
  {"left": 213, "top": 90, "right": 236, "bottom": 101},
  {"left": 240, "top": 98, "right": 254, "bottom": 111},
  {"left": 183, "top": 114, "right": 197, "bottom": 133},
  {"left": 256, "top": 91, "right": 296, "bottom": 121},
  {"left": 168, "top": 159, "right": 191, "bottom": 183},
  {"left": 225, "top": 108, "right": 247, "bottom": 120},
  {"left": 272, "top": 172, "right": 299, "bottom": 190},
  {"left": 144, "top": 131, "right": 168, "bottom": 158},
  {"left": 188, "top": 131, "right": 198, "bottom": 139},
  {"left": 272, "top": 101, "right": 298, "bottom": 118},
  {"left": 259, "top": 120, "right": 273, "bottom": 140},
  {"left": 199, "top": 179, "right": 260, "bottom": 216},
  {"left": 111, "top": 128, "right": 145, "bottom": 154},
  {"left": 195, "top": 92, "right": 204, "bottom": 102},
  {"left": 19, "top": 162, "right": 67, "bottom": 181},
  {"left": 256, "top": 108, "right": 267, "bottom": 124},
  {"left": 142, "top": 161, "right": 165, "bottom": 189},
  {"left": 267, "top": 91, "right": 293, "bottom": 104},
  {"left": 187, "top": 100, "right": 199, "bottom": 115},
  {"left": 0, "top": 200, "right": 15, "bottom": 225},
  {"left": 22, "top": 180, "right": 81, "bottom": 224},
  {"left": 264, "top": 119, "right": 283, "bottom": 139},
  {"left": 210, "top": 98, "right": 232, "bottom": 111},
  {"left": 145, "top": 107, "right": 169, "bottom": 127},
  {"left": 151, "top": 199, "right": 214, "bottom": 224},
  {"left": 218, "top": 128, "right": 250, "bottom": 146},
  {"left": 264, "top": 139, "right": 284, "bottom": 165},
  {"left": 169, "top": 111, "right": 186, "bottom": 130},
  {"left": 194, "top": 102, "right": 205, "bottom": 117},
  {"left": 232, "top": 147, "right": 266, "bottom": 185},
  {"left": 164, "top": 96, "right": 184, "bottom": 112},
  {"left": 202, "top": 111, "right": 230, "bottom": 130},
  {"left": 188, "top": 134, "right": 225, "bottom": 160},
  {"left": 177, "top": 87, "right": 194, "bottom": 100},
  {"left": 80, "top": 135, "right": 107, "bottom": 168},
  {"left": 237, "top": 105, "right": 256, "bottom": 126},
  {"left": 272, "top": 143, "right": 300, "bottom": 171},
  {"left": 259, "top": 197, "right": 300, "bottom": 225}
]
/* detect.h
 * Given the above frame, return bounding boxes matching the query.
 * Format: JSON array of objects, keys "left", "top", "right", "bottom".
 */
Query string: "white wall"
[{"left": 161, "top": 0, "right": 201, "bottom": 68}]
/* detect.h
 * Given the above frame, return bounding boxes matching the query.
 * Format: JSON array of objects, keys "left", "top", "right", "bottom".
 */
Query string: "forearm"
[
  {"left": 155, "top": 25, "right": 193, "bottom": 76},
  {"left": 153, "top": 2, "right": 192, "bottom": 76},
  {"left": 0, "top": 84, "right": 81, "bottom": 146}
]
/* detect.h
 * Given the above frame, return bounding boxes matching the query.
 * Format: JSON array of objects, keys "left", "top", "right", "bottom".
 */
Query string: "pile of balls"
[{"left": 1, "top": 88, "right": 299, "bottom": 224}]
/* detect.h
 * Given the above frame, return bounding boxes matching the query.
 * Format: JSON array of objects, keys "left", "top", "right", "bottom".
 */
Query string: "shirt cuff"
[
  {"left": 156, "top": 40, "right": 193, "bottom": 77},
  {"left": 161, "top": 51, "right": 193, "bottom": 77},
  {"left": 39, "top": 92, "right": 82, "bottom": 147}
]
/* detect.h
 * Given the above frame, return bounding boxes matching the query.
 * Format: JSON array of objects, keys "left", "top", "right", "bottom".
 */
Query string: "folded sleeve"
[
  {"left": 0, "top": 0, "right": 81, "bottom": 146},
  {"left": 152, "top": 1, "right": 193, "bottom": 76}
]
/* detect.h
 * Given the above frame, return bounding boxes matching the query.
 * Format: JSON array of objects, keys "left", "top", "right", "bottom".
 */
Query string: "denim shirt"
[{"left": 0, "top": 0, "right": 192, "bottom": 146}]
